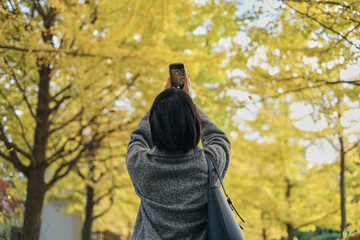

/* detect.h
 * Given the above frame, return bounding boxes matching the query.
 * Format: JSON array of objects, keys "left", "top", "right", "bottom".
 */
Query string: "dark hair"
[{"left": 149, "top": 88, "right": 201, "bottom": 154}]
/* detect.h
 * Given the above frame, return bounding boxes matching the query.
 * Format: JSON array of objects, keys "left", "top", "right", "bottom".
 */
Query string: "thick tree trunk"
[
  {"left": 339, "top": 135, "right": 346, "bottom": 239},
  {"left": 22, "top": 167, "right": 46, "bottom": 240},
  {"left": 22, "top": 53, "right": 52, "bottom": 240},
  {"left": 82, "top": 185, "right": 95, "bottom": 240}
]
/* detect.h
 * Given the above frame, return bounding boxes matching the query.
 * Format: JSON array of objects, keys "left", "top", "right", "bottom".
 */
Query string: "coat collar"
[{"left": 148, "top": 146, "right": 203, "bottom": 163}]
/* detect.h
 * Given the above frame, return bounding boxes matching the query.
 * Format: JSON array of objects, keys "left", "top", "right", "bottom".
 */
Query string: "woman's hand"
[
  {"left": 164, "top": 77, "right": 172, "bottom": 90},
  {"left": 164, "top": 69, "right": 191, "bottom": 96},
  {"left": 183, "top": 69, "right": 191, "bottom": 96}
]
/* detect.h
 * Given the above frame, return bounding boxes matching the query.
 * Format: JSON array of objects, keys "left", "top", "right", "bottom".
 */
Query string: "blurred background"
[{"left": 0, "top": 0, "right": 359, "bottom": 239}]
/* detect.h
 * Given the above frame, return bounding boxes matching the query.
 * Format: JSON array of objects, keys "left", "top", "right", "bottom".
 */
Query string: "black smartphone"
[{"left": 169, "top": 63, "right": 185, "bottom": 89}]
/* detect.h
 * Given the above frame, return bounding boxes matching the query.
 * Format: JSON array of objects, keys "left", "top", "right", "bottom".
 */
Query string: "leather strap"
[
  {"left": 207, "top": 157, "right": 245, "bottom": 224},
  {"left": 206, "top": 157, "right": 229, "bottom": 197}
]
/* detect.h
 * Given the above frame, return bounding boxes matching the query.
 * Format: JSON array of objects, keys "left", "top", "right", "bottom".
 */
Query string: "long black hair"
[{"left": 149, "top": 88, "right": 201, "bottom": 154}]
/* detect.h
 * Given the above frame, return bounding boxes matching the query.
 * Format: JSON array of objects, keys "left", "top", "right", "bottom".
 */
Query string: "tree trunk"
[
  {"left": 262, "top": 228, "right": 267, "bottom": 240},
  {"left": 22, "top": 59, "right": 52, "bottom": 240},
  {"left": 261, "top": 212, "right": 267, "bottom": 240},
  {"left": 285, "top": 178, "right": 294, "bottom": 240},
  {"left": 286, "top": 223, "right": 294, "bottom": 240},
  {"left": 339, "top": 135, "right": 346, "bottom": 238},
  {"left": 82, "top": 185, "right": 95, "bottom": 240},
  {"left": 21, "top": 52, "right": 52, "bottom": 240},
  {"left": 22, "top": 167, "right": 46, "bottom": 240}
]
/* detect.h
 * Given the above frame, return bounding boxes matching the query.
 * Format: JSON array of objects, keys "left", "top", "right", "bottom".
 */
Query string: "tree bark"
[
  {"left": 22, "top": 167, "right": 46, "bottom": 240},
  {"left": 339, "top": 135, "right": 346, "bottom": 239},
  {"left": 285, "top": 178, "right": 294, "bottom": 240},
  {"left": 286, "top": 223, "right": 294, "bottom": 240},
  {"left": 261, "top": 212, "right": 267, "bottom": 240},
  {"left": 262, "top": 228, "right": 267, "bottom": 240},
  {"left": 82, "top": 185, "right": 95, "bottom": 240},
  {"left": 22, "top": 50, "right": 52, "bottom": 240}
]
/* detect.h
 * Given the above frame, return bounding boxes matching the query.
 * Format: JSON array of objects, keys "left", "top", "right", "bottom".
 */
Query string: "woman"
[{"left": 126, "top": 73, "right": 231, "bottom": 240}]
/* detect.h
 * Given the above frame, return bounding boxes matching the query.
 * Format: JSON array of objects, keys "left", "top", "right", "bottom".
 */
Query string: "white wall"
[{"left": 40, "top": 201, "right": 81, "bottom": 240}]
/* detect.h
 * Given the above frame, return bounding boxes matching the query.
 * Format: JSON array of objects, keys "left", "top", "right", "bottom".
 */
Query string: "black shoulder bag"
[{"left": 207, "top": 157, "right": 246, "bottom": 240}]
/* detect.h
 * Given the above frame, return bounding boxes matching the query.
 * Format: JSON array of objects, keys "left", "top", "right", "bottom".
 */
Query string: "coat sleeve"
[
  {"left": 197, "top": 105, "right": 231, "bottom": 180},
  {"left": 127, "top": 110, "right": 153, "bottom": 153},
  {"left": 126, "top": 109, "right": 153, "bottom": 196}
]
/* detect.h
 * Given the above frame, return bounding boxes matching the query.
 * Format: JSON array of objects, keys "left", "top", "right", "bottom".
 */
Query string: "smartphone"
[{"left": 169, "top": 63, "right": 185, "bottom": 89}]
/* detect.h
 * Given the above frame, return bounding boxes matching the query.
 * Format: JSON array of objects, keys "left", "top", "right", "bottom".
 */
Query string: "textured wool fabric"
[{"left": 126, "top": 105, "right": 231, "bottom": 240}]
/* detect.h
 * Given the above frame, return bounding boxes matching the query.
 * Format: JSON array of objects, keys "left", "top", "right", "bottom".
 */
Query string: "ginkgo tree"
[
  {"left": 226, "top": 97, "right": 341, "bottom": 240},
  {"left": 226, "top": 0, "right": 360, "bottom": 238},
  {"left": 0, "top": 0, "right": 241, "bottom": 239}
]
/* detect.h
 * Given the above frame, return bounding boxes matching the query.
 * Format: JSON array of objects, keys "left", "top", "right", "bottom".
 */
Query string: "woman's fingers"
[
  {"left": 183, "top": 69, "right": 191, "bottom": 95},
  {"left": 164, "top": 77, "right": 172, "bottom": 90}
]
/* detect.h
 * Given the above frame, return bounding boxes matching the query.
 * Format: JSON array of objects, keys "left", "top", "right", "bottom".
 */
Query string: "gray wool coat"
[{"left": 126, "top": 105, "right": 231, "bottom": 240}]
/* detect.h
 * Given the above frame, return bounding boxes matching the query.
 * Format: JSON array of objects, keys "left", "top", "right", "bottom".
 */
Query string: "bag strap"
[
  {"left": 206, "top": 157, "right": 227, "bottom": 195},
  {"left": 206, "top": 157, "right": 245, "bottom": 225}
]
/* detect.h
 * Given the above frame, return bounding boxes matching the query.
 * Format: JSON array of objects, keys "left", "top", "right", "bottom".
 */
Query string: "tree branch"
[
  {"left": 335, "top": 22, "right": 360, "bottom": 47},
  {"left": 261, "top": 79, "right": 360, "bottom": 102},
  {"left": 286, "top": 0, "right": 351, "bottom": 9},
  {"left": 0, "top": 44, "right": 126, "bottom": 60},
  {"left": 45, "top": 135, "right": 97, "bottom": 190},
  {"left": 0, "top": 122, "right": 28, "bottom": 173},
  {"left": 51, "top": 84, "right": 72, "bottom": 101},
  {"left": 295, "top": 209, "right": 339, "bottom": 229},
  {"left": 3, "top": 57, "right": 37, "bottom": 119},
  {"left": 0, "top": 151, "right": 11, "bottom": 162},
  {"left": 283, "top": 1, "right": 360, "bottom": 49},
  {"left": 47, "top": 114, "right": 96, "bottom": 165},
  {"left": 0, "top": 90, "right": 33, "bottom": 152},
  {"left": 45, "top": 159, "right": 76, "bottom": 190},
  {"left": 325, "top": 80, "right": 360, "bottom": 86},
  {"left": 50, "top": 95, "right": 72, "bottom": 113},
  {"left": 345, "top": 141, "right": 360, "bottom": 154},
  {"left": 93, "top": 195, "right": 114, "bottom": 220},
  {"left": 32, "top": 0, "right": 46, "bottom": 18},
  {"left": 76, "top": 168, "right": 86, "bottom": 180},
  {"left": 46, "top": 131, "right": 104, "bottom": 189},
  {"left": 49, "top": 107, "right": 84, "bottom": 135}
]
